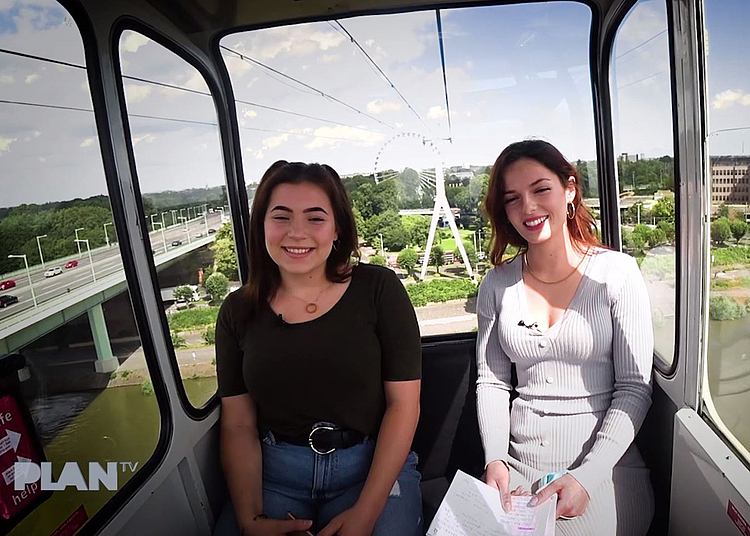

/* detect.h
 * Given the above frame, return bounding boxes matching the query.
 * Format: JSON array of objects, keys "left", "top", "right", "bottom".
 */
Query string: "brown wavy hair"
[
  {"left": 483, "top": 139, "right": 601, "bottom": 266},
  {"left": 245, "top": 161, "right": 360, "bottom": 317}
]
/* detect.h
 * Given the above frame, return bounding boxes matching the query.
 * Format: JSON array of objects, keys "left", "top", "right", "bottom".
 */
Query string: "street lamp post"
[
  {"left": 74, "top": 227, "right": 85, "bottom": 257},
  {"left": 170, "top": 210, "right": 177, "bottom": 227},
  {"left": 150, "top": 214, "right": 159, "bottom": 232},
  {"left": 35, "top": 234, "right": 47, "bottom": 269},
  {"left": 103, "top": 222, "right": 113, "bottom": 247},
  {"left": 179, "top": 216, "right": 190, "bottom": 244},
  {"left": 379, "top": 233, "right": 384, "bottom": 256},
  {"left": 8, "top": 254, "right": 37, "bottom": 307},
  {"left": 153, "top": 222, "right": 167, "bottom": 253},
  {"left": 161, "top": 212, "right": 167, "bottom": 228},
  {"left": 74, "top": 239, "right": 96, "bottom": 282},
  {"left": 180, "top": 208, "right": 186, "bottom": 224},
  {"left": 203, "top": 212, "right": 209, "bottom": 235}
]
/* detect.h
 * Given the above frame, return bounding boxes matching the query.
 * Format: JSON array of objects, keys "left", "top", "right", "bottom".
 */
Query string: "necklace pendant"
[{"left": 305, "top": 303, "right": 317, "bottom": 314}]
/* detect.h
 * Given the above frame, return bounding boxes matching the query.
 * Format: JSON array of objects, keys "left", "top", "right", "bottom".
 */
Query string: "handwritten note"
[{"left": 426, "top": 470, "right": 556, "bottom": 536}]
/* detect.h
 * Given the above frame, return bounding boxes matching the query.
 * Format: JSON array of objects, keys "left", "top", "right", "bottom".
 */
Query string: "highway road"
[{"left": 0, "top": 213, "right": 224, "bottom": 322}]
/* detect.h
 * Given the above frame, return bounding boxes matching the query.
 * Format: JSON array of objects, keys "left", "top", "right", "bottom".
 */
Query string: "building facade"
[{"left": 710, "top": 156, "right": 750, "bottom": 205}]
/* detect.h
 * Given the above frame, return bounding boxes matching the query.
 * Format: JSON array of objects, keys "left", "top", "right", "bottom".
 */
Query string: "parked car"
[
  {"left": 44, "top": 266, "right": 63, "bottom": 277},
  {"left": 0, "top": 295, "right": 19, "bottom": 308},
  {"left": 171, "top": 240, "right": 182, "bottom": 247},
  {"left": 65, "top": 260, "right": 78, "bottom": 269},
  {"left": 0, "top": 280, "right": 15, "bottom": 291}
]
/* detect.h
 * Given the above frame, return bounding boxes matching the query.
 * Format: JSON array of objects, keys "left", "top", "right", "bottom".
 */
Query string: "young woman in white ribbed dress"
[{"left": 476, "top": 140, "right": 655, "bottom": 535}]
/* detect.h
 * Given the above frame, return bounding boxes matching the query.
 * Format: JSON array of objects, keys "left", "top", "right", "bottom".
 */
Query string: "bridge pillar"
[{"left": 87, "top": 304, "right": 118, "bottom": 373}]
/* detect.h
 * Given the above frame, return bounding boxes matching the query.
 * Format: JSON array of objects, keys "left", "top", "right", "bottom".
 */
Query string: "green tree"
[
  {"left": 210, "top": 223, "right": 238, "bottom": 280},
  {"left": 651, "top": 196, "right": 675, "bottom": 222},
  {"left": 461, "top": 241, "right": 478, "bottom": 267},
  {"left": 402, "top": 215, "right": 430, "bottom": 248},
  {"left": 204, "top": 272, "right": 229, "bottom": 303},
  {"left": 647, "top": 227, "right": 667, "bottom": 248},
  {"left": 430, "top": 245, "right": 445, "bottom": 274},
  {"left": 397, "top": 249, "right": 418, "bottom": 277},
  {"left": 352, "top": 206, "right": 365, "bottom": 240},
  {"left": 657, "top": 220, "right": 676, "bottom": 244},
  {"left": 368, "top": 255, "right": 386, "bottom": 266},
  {"left": 717, "top": 203, "right": 730, "bottom": 219},
  {"left": 730, "top": 220, "right": 748, "bottom": 243},
  {"left": 173, "top": 285, "right": 194, "bottom": 302},
  {"left": 711, "top": 218, "right": 731, "bottom": 244}
]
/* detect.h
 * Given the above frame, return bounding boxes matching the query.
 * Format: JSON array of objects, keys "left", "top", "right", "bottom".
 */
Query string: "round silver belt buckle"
[{"left": 308, "top": 425, "right": 336, "bottom": 455}]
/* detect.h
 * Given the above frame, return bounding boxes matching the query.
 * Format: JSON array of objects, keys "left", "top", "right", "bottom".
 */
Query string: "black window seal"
[{"left": 39, "top": 2, "right": 174, "bottom": 535}]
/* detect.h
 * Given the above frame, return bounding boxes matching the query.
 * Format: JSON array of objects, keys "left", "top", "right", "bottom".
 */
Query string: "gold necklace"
[
  {"left": 523, "top": 250, "right": 589, "bottom": 285},
  {"left": 281, "top": 282, "right": 334, "bottom": 314}
]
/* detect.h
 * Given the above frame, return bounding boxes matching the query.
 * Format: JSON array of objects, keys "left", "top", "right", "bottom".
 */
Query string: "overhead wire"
[
  {"left": 0, "top": 46, "right": 386, "bottom": 137},
  {"left": 219, "top": 44, "right": 396, "bottom": 130},
  {"left": 435, "top": 10, "right": 453, "bottom": 144},
  {"left": 331, "top": 20, "right": 433, "bottom": 136}
]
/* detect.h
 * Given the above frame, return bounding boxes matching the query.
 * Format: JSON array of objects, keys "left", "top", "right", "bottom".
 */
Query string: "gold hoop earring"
[{"left": 567, "top": 202, "right": 576, "bottom": 220}]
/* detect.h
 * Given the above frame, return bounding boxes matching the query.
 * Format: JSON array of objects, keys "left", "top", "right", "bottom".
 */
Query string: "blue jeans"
[{"left": 214, "top": 430, "right": 423, "bottom": 536}]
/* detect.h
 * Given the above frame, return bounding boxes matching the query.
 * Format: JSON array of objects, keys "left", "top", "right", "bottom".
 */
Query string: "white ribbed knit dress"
[{"left": 476, "top": 249, "right": 655, "bottom": 536}]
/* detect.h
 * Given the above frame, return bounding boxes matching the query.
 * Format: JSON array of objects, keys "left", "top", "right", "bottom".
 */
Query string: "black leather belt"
[{"left": 273, "top": 424, "right": 366, "bottom": 455}]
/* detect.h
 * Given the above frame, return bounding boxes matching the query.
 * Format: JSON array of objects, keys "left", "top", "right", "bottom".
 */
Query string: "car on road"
[
  {"left": 171, "top": 240, "right": 183, "bottom": 247},
  {"left": 0, "top": 280, "right": 15, "bottom": 291},
  {"left": 0, "top": 295, "right": 19, "bottom": 308},
  {"left": 44, "top": 266, "right": 63, "bottom": 277},
  {"left": 208, "top": 228, "right": 216, "bottom": 234},
  {"left": 65, "top": 260, "right": 78, "bottom": 269},
  {"left": 194, "top": 232, "right": 203, "bottom": 238}
]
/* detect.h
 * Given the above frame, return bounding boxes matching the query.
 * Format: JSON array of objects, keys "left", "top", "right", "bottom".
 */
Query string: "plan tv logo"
[{"left": 13, "top": 461, "right": 139, "bottom": 492}]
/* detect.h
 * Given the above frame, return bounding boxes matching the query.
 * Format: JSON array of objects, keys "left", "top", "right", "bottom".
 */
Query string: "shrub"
[
  {"left": 406, "top": 278, "right": 478, "bottom": 307},
  {"left": 171, "top": 331, "right": 186, "bottom": 348},
  {"left": 141, "top": 379, "right": 154, "bottom": 396},
  {"left": 712, "top": 246, "right": 750, "bottom": 267},
  {"left": 730, "top": 220, "right": 748, "bottom": 243},
  {"left": 711, "top": 218, "right": 731, "bottom": 244},
  {"left": 202, "top": 326, "right": 216, "bottom": 345},
  {"left": 172, "top": 285, "right": 194, "bottom": 302},
  {"left": 397, "top": 249, "right": 418, "bottom": 274},
  {"left": 647, "top": 227, "right": 667, "bottom": 248},
  {"left": 205, "top": 272, "right": 229, "bottom": 302},
  {"left": 368, "top": 255, "right": 386, "bottom": 266},
  {"left": 709, "top": 296, "right": 747, "bottom": 321}
]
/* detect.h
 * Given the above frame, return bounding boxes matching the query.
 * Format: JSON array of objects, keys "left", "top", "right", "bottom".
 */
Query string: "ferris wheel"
[{"left": 371, "top": 132, "right": 474, "bottom": 279}]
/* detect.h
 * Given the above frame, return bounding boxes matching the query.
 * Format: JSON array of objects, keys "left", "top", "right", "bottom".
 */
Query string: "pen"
[{"left": 286, "top": 511, "right": 315, "bottom": 536}]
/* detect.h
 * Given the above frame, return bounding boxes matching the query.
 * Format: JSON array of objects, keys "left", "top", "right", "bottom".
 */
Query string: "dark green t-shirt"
[{"left": 215, "top": 263, "right": 421, "bottom": 438}]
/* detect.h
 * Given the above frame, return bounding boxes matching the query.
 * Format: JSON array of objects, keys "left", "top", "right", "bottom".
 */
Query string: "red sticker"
[
  {"left": 728, "top": 500, "right": 750, "bottom": 536},
  {"left": 0, "top": 394, "right": 44, "bottom": 520},
  {"left": 51, "top": 505, "right": 88, "bottom": 536}
]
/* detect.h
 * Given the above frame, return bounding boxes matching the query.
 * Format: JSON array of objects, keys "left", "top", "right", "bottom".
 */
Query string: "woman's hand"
[
  {"left": 317, "top": 504, "right": 378, "bottom": 536},
  {"left": 483, "top": 460, "right": 513, "bottom": 512},
  {"left": 530, "top": 474, "right": 589, "bottom": 519},
  {"left": 241, "top": 517, "right": 314, "bottom": 536}
]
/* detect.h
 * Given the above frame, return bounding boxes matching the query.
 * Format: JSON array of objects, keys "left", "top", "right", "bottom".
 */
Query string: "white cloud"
[
  {"left": 224, "top": 55, "right": 253, "bottom": 78},
  {"left": 33, "top": 131, "right": 41, "bottom": 138},
  {"left": 25, "top": 73, "right": 39, "bottom": 84},
  {"left": 320, "top": 54, "right": 342, "bottom": 63},
  {"left": 255, "top": 150, "right": 264, "bottom": 159},
  {"left": 122, "top": 33, "right": 150, "bottom": 53},
  {"left": 80, "top": 137, "right": 96, "bottom": 148},
  {"left": 712, "top": 89, "right": 750, "bottom": 110},
  {"left": 366, "top": 99, "right": 401, "bottom": 114},
  {"left": 0, "top": 137, "right": 17, "bottom": 154},
  {"left": 304, "top": 126, "right": 384, "bottom": 150},
  {"left": 428, "top": 106, "right": 451, "bottom": 120},
  {"left": 0, "top": 75, "right": 14, "bottom": 84},
  {"left": 184, "top": 71, "right": 208, "bottom": 92},
  {"left": 132, "top": 134, "right": 156, "bottom": 144},
  {"left": 243, "top": 109, "right": 258, "bottom": 118},
  {"left": 365, "top": 39, "right": 375, "bottom": 47},
  {"left": 124, "top": 84, "right": 152, "bottom": 104},
  {"left": 262, "top": 134, "right": 289, "bottom": 150}
]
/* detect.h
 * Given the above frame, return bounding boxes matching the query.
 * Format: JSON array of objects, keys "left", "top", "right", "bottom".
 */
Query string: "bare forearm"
[
  {"left": 357, "top": 401, "right": 419, "bottom": 516},
  {"left": 221, "top": 425, "right": 263, "bottom": 528}
]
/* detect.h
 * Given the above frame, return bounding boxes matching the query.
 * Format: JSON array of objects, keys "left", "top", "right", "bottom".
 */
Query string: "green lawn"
[{"left": 432, "top": 229, "right": 475, "bottom": 252}]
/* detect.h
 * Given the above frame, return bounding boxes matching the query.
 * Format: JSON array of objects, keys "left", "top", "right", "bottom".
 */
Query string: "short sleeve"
[
  {"left": 375, "top": 269, "right": 421, "bottom": 381},
  {"left": 215, "top": 293, "right": 249, "bottom": 397}
]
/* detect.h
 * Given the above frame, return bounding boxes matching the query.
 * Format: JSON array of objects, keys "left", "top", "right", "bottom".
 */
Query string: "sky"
[{"left": 0, "top": 0, "right": 748, "bottom": 207}]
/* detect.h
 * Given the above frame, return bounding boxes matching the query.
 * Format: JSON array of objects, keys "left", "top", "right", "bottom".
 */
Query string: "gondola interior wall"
[{"left": 0, "top": 0, "right": 748, "bottom": 535}]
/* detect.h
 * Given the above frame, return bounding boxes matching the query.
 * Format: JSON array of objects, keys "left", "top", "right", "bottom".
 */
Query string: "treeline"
[
  {"left": 0, "top": 198, "right": 116, "bottom": 274},
  {"left": 141, "top": 185, "right": 227, "bottom": 216},
  {"left": 617, "top": 156, "right": 675, "bottom": 194}
]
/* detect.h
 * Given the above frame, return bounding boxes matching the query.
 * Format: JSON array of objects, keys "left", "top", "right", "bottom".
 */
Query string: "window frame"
[
  {"left": 111, "top": 19, "right": 239, "bottom": 418},
  {"left": 603, "top": 0, "right": 682, "bottom": 377},
  {"left": 212, "top": 0, "right": 602, "bottom": 343}
]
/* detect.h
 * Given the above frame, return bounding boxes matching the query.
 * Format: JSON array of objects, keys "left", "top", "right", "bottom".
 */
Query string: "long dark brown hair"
[
  {"left": 483, "top": 139, "right": 601, "bottom": 266},
  {"left": 245, "top": 161, "right": 360, "bottom": 317}
]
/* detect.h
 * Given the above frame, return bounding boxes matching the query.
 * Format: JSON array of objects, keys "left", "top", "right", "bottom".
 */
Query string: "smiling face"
[
  {"left": 264, "top": 181, "right": 338, "bottom": 278},
  {"left": 502, "top": 158, "right": 576, "bottom": 246}
]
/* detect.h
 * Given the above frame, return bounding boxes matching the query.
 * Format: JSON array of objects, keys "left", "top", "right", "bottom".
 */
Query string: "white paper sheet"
[{"left": 426, "top": 470, "right": 556, "bottom": 536}]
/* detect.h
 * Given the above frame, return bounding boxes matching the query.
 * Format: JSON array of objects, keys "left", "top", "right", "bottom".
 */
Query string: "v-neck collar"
[{"left": 515, "top": 249, "right": 598, "bottom": 337}]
